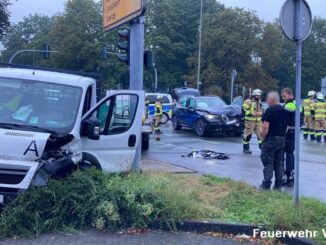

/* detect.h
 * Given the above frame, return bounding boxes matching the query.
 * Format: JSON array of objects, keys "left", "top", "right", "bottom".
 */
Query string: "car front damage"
[{"left": 0, "top": 128, "right": 81, "bottom": 203}]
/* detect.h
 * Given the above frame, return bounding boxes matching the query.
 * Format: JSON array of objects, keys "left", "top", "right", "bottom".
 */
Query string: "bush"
[{"left": 0, "top": 170, "right": 203, "bottom": 238}]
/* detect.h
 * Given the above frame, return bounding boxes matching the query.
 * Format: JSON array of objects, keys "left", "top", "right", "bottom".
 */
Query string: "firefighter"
[
  {"left": 154, "top": 95, "right": 163, "bottom": 141},
  {"left": 313, "top": 93, "right": 326, "bottom": 143},
  {"left": 242, "top": 89, "right": 263, "bottom": 154},
  {"left": 302, "top": 91, "right": 316, "bottom": 140}
]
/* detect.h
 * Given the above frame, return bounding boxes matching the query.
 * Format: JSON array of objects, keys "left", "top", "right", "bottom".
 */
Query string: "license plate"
[
  {"left": 226, "top": 119, "right": 237, "bottom": 125},
  {"left": 0, "top": 195, "right": 3, "bottom": 203}
]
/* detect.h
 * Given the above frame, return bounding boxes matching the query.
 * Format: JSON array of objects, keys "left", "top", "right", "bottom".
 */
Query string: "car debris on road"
[{"left": 182, "top": 150, "right": 230, "bottom": 160}]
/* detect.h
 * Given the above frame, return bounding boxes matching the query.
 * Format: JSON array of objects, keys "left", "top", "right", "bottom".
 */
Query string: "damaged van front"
[{"left": 0, "top": 68, "right": 144, "bottom": 203}]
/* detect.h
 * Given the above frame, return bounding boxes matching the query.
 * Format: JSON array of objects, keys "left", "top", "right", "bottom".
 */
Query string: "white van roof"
[{"left": 0, "top": 68, "right": 95, "bottom": 88}]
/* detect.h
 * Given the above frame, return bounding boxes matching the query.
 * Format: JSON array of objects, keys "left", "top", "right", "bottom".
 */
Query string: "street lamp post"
[{"left": 196, "top": 0, "right": 203, "bottom": 91}]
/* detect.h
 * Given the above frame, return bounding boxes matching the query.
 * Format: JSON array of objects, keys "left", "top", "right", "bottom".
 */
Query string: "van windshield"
[{"left": 0, "top": 78, "right": 82, "bottom": 134}]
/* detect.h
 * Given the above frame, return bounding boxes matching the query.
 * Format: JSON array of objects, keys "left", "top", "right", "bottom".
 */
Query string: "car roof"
[
  {"left": 194, "top": 96, "right": 222, "bottom": 99},
  {"left": 0, "top": 68, "right": 95, "bottom": 88},
  {"left": 146, "top": 93, "right": 171, "bottom": 97}
]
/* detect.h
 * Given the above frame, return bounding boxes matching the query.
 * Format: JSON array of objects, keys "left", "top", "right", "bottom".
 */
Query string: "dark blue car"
[{"left": 172, "top": 96, "right": 243, "bottom": 137}]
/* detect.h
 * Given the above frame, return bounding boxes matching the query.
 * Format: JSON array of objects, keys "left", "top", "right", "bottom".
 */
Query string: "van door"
[{"left": 81, "top": 91, "right": 144, "bottom": 173}]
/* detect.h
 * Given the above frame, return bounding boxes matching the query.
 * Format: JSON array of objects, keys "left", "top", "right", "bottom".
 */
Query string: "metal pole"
[
  {"left": 9, "top": 49, "right": 58, "bottom": 64},
  {"left": 130, "top": 16, "right": 145, "bottom": 174},
  {"left": 294, "top": 0, "right": 303, "bottom": 205},
  {"left": 196, "top": 0, "right": 203, "bottom": 91},
  {"left": 154, "top": 67, "right": 158, "bottom": 93},
  {"left": 231, "top": 74, "right": 234, "bottom": 103}
]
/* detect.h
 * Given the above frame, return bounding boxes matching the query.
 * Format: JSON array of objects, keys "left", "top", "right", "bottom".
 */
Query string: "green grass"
[{"left": 0, "top": 171, "right": 326, "bottom": 244}]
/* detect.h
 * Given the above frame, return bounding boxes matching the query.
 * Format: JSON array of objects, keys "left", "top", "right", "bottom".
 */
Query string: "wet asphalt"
[
  {"left": 0, "top": 231, "right": 256, "bottom": 245},
  {"left": 143, "top": 122, "right": 326, "bottom": 202}
]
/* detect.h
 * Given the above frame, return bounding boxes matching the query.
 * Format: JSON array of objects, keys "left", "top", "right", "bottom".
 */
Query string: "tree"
[
  {"left": 185, "top": 7, "right": 278, "bottom": 100},
  {"left": 1, "top": 14, "right": 53, "bottom": 64},
  {"left": 0, "top": 0, "right": 11, "bottom": 40},
  {"left": 144, "top": 0, "right": 223, "bottom": 92}
]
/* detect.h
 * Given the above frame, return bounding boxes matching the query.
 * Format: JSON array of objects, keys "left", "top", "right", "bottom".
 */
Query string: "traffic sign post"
[
  {"left": 129, "top": 17, "right": 145, "bottom": 174},
  {"left": 280, "top": 0, "right": 312, "bottom": 205},
  {"left": 103, "top": 0, "right": 146, "bottom": 31},
  {"left": 103, "top": 0, "right": 146, "bottom": 174}
]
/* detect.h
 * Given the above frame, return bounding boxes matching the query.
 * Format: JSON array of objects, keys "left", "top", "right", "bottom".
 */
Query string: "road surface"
[
  {"left": 143, "top": 123, "right": 326, "bottom": 202},
  {"left": 1, "top": 231, "right": 257, "bottom": 245}
]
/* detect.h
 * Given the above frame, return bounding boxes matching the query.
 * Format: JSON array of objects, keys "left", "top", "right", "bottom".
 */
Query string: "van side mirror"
[{"left": 81, "top": 118, "right": 101, "bottom": 140}]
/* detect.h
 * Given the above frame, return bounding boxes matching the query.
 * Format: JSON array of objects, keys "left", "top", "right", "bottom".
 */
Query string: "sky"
[{"left": 8, "top": 0, "right": 326, "bottom": 24}]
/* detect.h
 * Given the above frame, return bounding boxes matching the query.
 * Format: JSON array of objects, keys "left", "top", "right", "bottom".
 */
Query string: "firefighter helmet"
[
  {"left": 252, "top": 89, "right": 262, "bottom": 97},
  {"left": 307, "top": 91, "right": 316, "bottom": 97},
  {"left": 317, "top": 93, "right": 324, "bottom": 100}
]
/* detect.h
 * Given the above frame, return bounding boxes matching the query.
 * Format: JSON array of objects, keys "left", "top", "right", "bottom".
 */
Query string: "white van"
[{"left": 0, "top": 68, "right": 144, "bottom": 202}]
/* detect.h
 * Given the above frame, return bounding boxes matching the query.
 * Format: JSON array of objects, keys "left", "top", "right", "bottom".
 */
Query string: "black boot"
[
  {"left": 259, "top": 180, "right": 271, "bottom": 191},
  {"left": 310, "top": 134, "right": 316, "bottom": 141},
  {"left": 243, "top": 144, "right": 252, "bottom": 154},
  {"left": 324, "top": 136, "right": 326, "bottom": 143},
  {"left": 283, "top": 172, "right": 294, "bottom": 188},
  {"left": 283, "top": 175, "right": 294, "bottom": 187},
  {"left": 316, "top": 135, "right": 322, "bottom": 143}
]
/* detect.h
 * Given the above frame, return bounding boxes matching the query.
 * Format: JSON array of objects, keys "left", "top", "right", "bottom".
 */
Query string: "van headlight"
[{"left": 204, "top": 114, "right": 220, "bottom": 122}]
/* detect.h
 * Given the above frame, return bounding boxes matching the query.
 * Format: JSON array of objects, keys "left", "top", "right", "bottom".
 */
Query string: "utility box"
[{"left": 322, "top": 77, "right": 326, "bottom": 95}]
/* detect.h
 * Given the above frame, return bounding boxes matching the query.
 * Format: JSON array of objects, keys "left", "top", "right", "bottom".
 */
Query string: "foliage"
[
  {"left": 0, "top": 0, "right": 11, "bottom": 40},
  {"left": 1, "top": 172, "right": 326, "bottom": 243},
  {"left": 201, "top": 175, "right": 326, "bottom": 244},
  {"left": 0, "top": 170, "right": 203, "bottom": 238}
]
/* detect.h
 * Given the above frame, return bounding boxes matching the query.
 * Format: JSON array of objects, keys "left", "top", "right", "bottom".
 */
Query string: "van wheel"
[
  {"left": 160, "top": 113, "right": 169, "bottom": 125},
  {"left": 79, "top": 153, "right": 102, "bottom": 171}
]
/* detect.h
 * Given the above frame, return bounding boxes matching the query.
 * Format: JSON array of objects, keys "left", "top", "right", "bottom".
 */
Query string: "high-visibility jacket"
[
  {"left": 243, "top": 99, "right": 263, "bottom": 122},
  {"left": 0, "top": 95, "right": 22, "bottom": 111},
  {"left": 313, "top": 101, "right": 326, "bottom": 120},
  {"left": 155, "top": 102, "right": 163, "bottom": 116},
  {"left": 284, "top": 99, "right": 296, "bottom": 127},
  {"left": 302, "top": 99, "right": 314, "bottom": 117}
]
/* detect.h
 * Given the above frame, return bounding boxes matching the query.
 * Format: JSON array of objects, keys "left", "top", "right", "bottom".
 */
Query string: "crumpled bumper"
[{"left": 0, "top": 159, "right": 39, "bottom": 202}]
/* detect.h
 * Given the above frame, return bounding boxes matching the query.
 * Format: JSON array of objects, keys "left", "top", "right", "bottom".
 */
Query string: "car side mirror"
[{"left": 81, "top": 118, "right": 101, "bottom": 140}]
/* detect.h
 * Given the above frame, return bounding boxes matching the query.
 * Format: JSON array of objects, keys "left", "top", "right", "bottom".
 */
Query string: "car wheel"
[
  {"left": 172, "top": 115, "right": 182, "bottom": 130},
  {"left": 79, "top": 152, "right": 102, "bottom": 171},
  {"left": 160, "top": 112, "right": 169, "bottom": 125},
  {"left": 195, "top": 119, "right": 207, "bottom": 137}
]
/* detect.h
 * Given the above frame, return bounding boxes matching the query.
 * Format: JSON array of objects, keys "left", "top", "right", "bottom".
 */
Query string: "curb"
[{"left": 153, "top": 220, "right": 316, "bottom": 245}]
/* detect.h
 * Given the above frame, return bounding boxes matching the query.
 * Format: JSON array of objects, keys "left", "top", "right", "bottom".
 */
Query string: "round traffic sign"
[{"left": 280, "top": 0, "right": 312, "bottom": 41}]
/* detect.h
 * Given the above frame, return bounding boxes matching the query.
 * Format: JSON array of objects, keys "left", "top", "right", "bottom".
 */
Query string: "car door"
[
  {"left": 177, "top": 97, "right": 188, "bottom": 125},
  {"left": 81, "top": 90, "right": 144, "bottom": 173},
  {"left": 185, "top": 98, "right": 199, "bottom": 127}
]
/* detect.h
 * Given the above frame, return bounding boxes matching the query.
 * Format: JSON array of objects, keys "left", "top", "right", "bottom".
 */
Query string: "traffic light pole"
[
  {"left": 9, "top": 49, "right": 58, "bottom": 64},
  {"left": 130, "top": 16, "right": 145, "bottom": 174}
]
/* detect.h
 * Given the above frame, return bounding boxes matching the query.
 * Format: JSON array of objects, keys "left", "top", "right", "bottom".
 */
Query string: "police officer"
[
  {"left": 154, "top": 96, "right": 163, "bottom": 141},
  {"left": 281, "top": 88, "right": 295, "bottom": 187},
  {"left": 242, "top": 89, "right": 263, "bottom": 154},
  {"left": 302, "top": 91, "right": 316, "bottom": 141},
  {"left": 313, "top": 93, "right": 326, "bottom": 143}
]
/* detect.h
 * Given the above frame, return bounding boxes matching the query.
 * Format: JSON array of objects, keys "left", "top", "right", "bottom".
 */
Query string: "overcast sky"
[{"left": 8, "top": 0, "right": 326, "bottom": 23}]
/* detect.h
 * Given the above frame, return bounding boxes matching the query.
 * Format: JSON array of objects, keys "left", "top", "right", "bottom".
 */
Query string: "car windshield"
[
  {"left": 195, "top": 97, "right": 226, "bottom": 109},
  {"left": 0, "top": 78, "right": 82, "bottom": 133}
]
